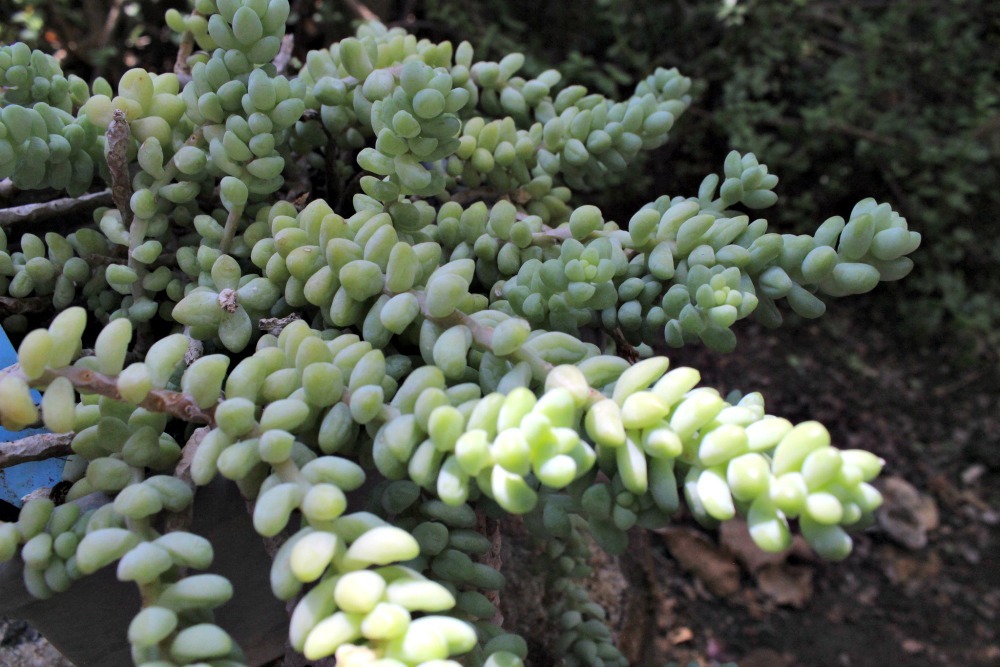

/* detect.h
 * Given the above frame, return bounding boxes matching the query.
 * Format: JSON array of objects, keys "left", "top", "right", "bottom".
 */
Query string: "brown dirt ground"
[{"left": 640, "top": 291, "right": 1000, "bottom": 667}]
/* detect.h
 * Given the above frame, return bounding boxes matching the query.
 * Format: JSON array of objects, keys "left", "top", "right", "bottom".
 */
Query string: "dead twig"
[
  {"left": 174, "top": 30, "right": 195, "bottom": 84},
  {"left": 342, "top": 0, "right": 381, "bottom": 22},
  {"left": 1, "top": 363, "right": 216, "bottom": 426},
  {"left": 105, "top": 110, "right": 134, "bottom": 230},
  {"left": 611, "top": 327, "right": 640, "bottom": 364},
  {"left": 480, "top": 513, "right": 505, "bottom": 627},
  {"left": 0, "top": 432, "right": 74, "bottom": 469},
  {"left": 259, "top": 313, "right": 302, "bottom": 337},
  {"left": 275, "top": 34, "right": 295, "bottom": 76},
  {"left": 0, "top": 190, "right": 113, "bottom": 227},
  {"left": 98, "top": 0, "right": 125, "bottom": 50},
  {"left": 163, "top": 426, "right": 208, "bottom": 537}
]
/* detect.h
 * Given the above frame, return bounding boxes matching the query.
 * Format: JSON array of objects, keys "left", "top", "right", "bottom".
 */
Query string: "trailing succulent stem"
[{"left": 0, "top": 2, "right": 918, "bottom": 666}]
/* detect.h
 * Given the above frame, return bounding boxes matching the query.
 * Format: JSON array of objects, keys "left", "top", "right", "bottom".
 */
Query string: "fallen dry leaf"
[
  {"left": 877, "top": 476, "right": 940, "bottom": 549},
  {"left": 876, "top": 544, "right": 942, "bottom": 595},
  {"left": 667, "top": 626, "right": 694, "bottom": 645},
  {"left": 755, "top": 563, "right": 814, "bottom": 608},
  {"left": 658, "top": 527, "right": 741, "bottom": 597}
]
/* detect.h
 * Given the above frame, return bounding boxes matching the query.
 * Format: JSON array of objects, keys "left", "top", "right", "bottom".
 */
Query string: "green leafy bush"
[
  {"left": 0, "top": 2, "right": 919, "bottom": 665},
  {"left": 0, "top": 0, "right": 183, "bottom": 80},
  {"left": 686, "top": 0, "right": 1000, "bottom": 341}
]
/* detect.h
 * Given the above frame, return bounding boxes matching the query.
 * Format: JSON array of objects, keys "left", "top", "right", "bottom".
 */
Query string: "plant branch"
[
  {"left": 0, "top": 432, "right": 74, "bottom": 469},
  {"left": 128, "top": 216, "right": 149, "bottom": 305},
  {"left": 259, "top": 313, "right": 302, "bottom": 337},
  {"left": 531, "top": 224, "right": 574, "bottom": 245},
  {"left": 153, "top": 129, "right": 205, "bottom": 194},
  {"left": 105, "top": 110, "right": 134, "bottom": 230},
  {"left": 0, "top": 190, "right": 113, "bottom": 227},
  {"left": 342, "top": 0, "right": 381, "bottom": 22},
  {"left": 1, "top": 363, "right": 215, "bottom": 425},
  {"left": 98, "top": 0, "right": 125, "bottom": 49},
  {"left": 218, "top": 203, "right": 245, "bottom": 256},
  {"left": 54, "top": 366, "right": 215, "bottom": 423},
  {"left": 163, "top": 427, "right": 206, "bottom": 544},
  {"left": 275, "top": 34, "right": 295, "bottom": 76}
]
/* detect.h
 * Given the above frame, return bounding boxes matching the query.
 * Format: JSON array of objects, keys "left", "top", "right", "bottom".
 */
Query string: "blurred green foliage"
[
  {"left": 3, "top": 0, "right": 997, "bottom": 347},
  {"left": 688, "top": 0, "right": 1000, "bottom": 343},
  {"left": 0, "top": 0, "right": 185, "bottom": 80}
]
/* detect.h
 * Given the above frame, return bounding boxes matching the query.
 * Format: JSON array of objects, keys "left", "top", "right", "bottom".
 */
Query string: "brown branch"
[
  {"left": 259, "top": 313, "right": 302, "bottom": 337},
  {"left": 342, "top": 0, "right": 381, "bottom": 22},
  {"left": 172, "top": 427, "right": 205, "bottom": 490},
  {"left": 98, "top": 0, "right": 125, "bottom": 49},
  {"left": 57, "top": 366, "right": 215, "bottom": 423},
  {"left": 275, "top": 34, "right": 295, "bottom": 76},
  {"left": 174, "top": 29, "right": 195, "bottom": 83},
  {"left": 163, "top": 426, "right": 207, "bottom": 537},
  {"left": 218, "top": 203, "right": 244, "bottom": 256},
  {"left": 1, "top": 363, "right": 215, "bottom": 425},
  {"left": 531, "top": 224, "right": 573, "bottom": 246},
  {"left": 105, "top": 109, "right": 148, "bottom": 307},
  {"left": 478, "top": 510, "right": 505, "bottom": 628},
  {"left": 610, "top": 327, "right": 639, "bottom": 364},
  {"left": 106, "top": 110, "right": 133, "bottom": 227},
  {"left": 183, "top": 330, "right": 204, "bottom": 366},
  {"left": 0, "top": 432, "right": 73, "bottom": 469},
  {"left": 0, "top": 190, "right": 113, "bottom": 227},
  {"left": 972, "top": 113, "right": 1000, "bottom": 138}
]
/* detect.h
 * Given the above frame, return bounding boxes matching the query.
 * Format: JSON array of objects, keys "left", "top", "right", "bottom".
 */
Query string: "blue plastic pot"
[
  {"left": 0, "top": 325, "right": 66, "bottom": 509},
  {"left": 0, "top": 480, "right": 288, "bottom": 666}
]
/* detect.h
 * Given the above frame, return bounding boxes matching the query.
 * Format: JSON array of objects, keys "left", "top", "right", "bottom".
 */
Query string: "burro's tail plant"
[{"left": 0, "top": 1, "right": 921, "bottom": 665}]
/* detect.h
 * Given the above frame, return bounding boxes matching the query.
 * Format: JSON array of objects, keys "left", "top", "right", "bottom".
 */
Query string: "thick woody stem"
[
  {"left": 0, "top": 190, "right": 114, "bottom": 228},
  {"left": 0, "top": 432, "right": 73, "bottom": 469},
  {"left": 0, "top": 363, "right": 216, "bottom": 425},
  {"left": 258, "top": 313, "right": 302, "bottom": 337},
  {"left": 219, "top": 203, "right": 245, "bottom": 256},
  {"left": 106, "top": 110, "right": 148, "bottom": 306},
  {"left": 342, "top": 0, "right": 381, "bottom": 22},
  {"left": 275, "top": 34, "right": 295, "bottom": 75},
  {"left": 105, "top": 110, "right": 134, "bottom": 230},
  {"left": 162, "top": 426, "right": 207, "bottom": 581},
  {"left": 52, "top": 366, "right": 215, "bottom": 424}
]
